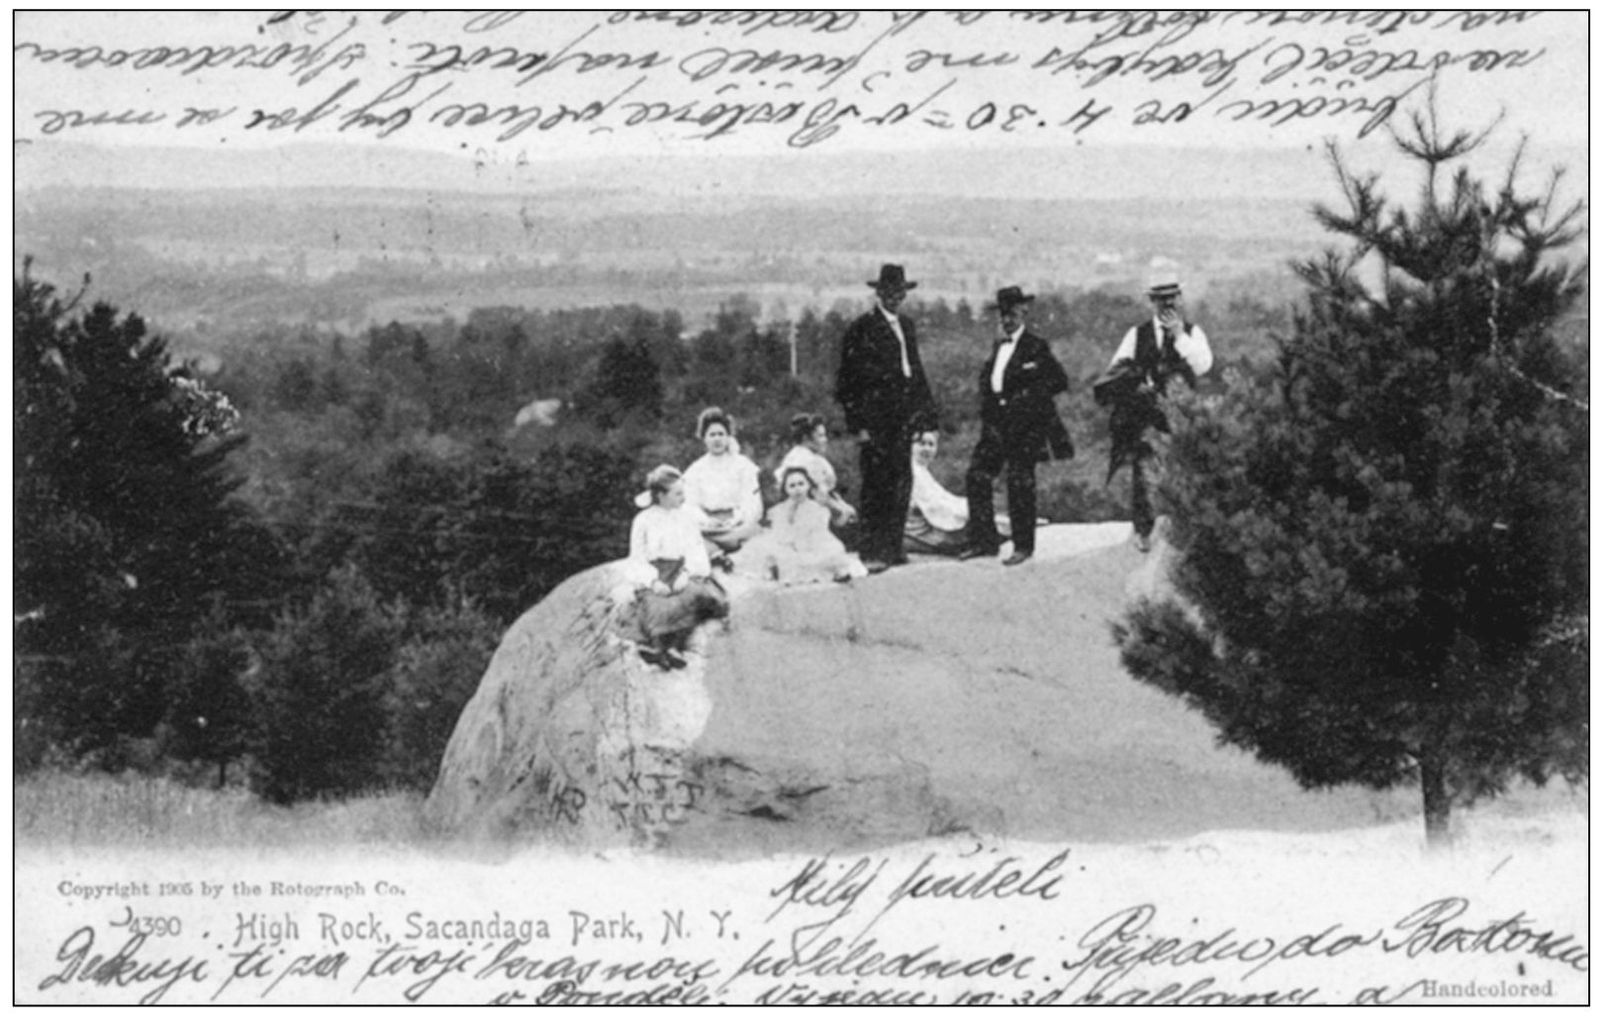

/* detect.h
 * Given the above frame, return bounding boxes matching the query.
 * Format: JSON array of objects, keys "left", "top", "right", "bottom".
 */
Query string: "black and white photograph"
[{"left": 13, "top": 9, "right": 1590, "bottom": 1005}]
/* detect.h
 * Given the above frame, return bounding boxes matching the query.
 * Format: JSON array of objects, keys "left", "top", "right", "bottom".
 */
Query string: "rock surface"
[{"left": 425, "top": 524, "right": 1419, "bottom": 852}]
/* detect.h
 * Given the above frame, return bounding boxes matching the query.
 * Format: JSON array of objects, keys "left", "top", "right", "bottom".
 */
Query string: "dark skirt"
[{"left": 630, "top": 577, "right": 729, "bottom": 650}]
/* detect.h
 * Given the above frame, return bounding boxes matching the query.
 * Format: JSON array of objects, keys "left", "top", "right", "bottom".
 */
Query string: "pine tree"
[
  {"left": 14, "top": 265, "right": 265, "bottom": 760},
  {"left": 1114, "top": 113, "right": 1589, "bottom": 846},
  {"left": 248, "top": 566, "right": 403, "bottom": 802}
]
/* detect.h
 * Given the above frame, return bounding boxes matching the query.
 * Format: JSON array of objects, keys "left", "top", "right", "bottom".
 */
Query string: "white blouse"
[
  {"left": 910, "top": 461, "right": 969, "bottom": 531},
  {"left": 626, "top": 504, "right": 711, "bottom": 586},
  {"left": 682, "top": 452, "right": 763, "bottom": 525},
  {"left": 1109, "top": 319, "right": 1213, "bottom": 377}
]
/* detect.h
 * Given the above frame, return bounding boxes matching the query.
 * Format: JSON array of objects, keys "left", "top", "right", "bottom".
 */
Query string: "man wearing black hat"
[
  {"left": 960, "top": 286, "right": 1073, "bottom": 566},
  {"left": 1094, "top": 267, "right": 1213, "bottom": 552},
  {"left": 834, "top": 264, "right": 936, "bottom": 573}
]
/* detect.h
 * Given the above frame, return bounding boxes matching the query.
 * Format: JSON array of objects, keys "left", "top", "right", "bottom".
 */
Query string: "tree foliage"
[
  {"left": 382, "top": 599, "right": 503, "bottom": 792},
  {"left": 1114, "top": 114, "right": 1589, "bottom": 844},
  {"left": 162, "top": 609, "right": 257, "bottom": 786},
  {"left": 577, "top": 335, "right": 664, "bottom": 428},
  {"left": 14, "top": 265, "right": 272, "bottom": 760},
  {"left": 248, "top": 566, "right": 403, "bottom": 803}
]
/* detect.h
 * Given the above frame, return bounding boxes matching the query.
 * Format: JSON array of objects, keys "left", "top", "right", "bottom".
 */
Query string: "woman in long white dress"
[
  {"left": 625, "top": 465, "right": 729, "bottom": 669},
  {"left": 774, "top": 412, "right": 857, "bottom": 526},
  {"left": 906, "top": 429, "right": 1009, "bottom": 556},
  {"left": 682, "top": 407, "right": 763, "bottom": 561}
]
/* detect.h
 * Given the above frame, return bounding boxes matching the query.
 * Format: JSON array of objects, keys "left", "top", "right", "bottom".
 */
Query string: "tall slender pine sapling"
[{"left": 1114, "top": 109, "right": 1589, "bottom": 846}]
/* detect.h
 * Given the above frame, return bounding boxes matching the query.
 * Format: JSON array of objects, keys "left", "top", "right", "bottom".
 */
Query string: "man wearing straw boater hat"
[
  {"left": 958, "top": 285, "right": 1073, "bottom": 566},
  {"left": 1093, "top": 262, "right": 1213, "bottom": 552},
  {"left": 834, "top": 263, "right": 936, "bottom": 574}
]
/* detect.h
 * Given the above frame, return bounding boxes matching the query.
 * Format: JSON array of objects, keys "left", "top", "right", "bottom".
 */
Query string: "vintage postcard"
[{"left": 13, "top": 10, "right": 1589, "bottom": 1006}]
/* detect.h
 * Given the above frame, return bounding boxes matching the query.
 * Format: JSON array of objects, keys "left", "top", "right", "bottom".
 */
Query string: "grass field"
[
  {"left": 14, "top": 764, "right": 1584, "bottom": 854},
  {"left": 14, "top": 771, "right": 429, "bottom": 850}
]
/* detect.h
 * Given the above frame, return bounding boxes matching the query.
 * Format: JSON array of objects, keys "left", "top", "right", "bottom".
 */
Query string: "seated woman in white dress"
[
  {"left": 626, "top": 465, "right": 729, "bottom": 670},
  {"left": 906, "top": 429, "right": 1009, "bottom": 556},
  {"left": 682, "top": 407, "right": 763, "bottom": 561},
  {"left": 735, "top": 466, "right": 865, "bottom": 585},
  {"left": 775, "top": 412, "right": 857, "bottom": 526}
]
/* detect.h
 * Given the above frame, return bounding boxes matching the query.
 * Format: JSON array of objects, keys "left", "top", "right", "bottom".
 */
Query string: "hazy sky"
[{"left": 13, "top": 10, "right": 1590, "bottom": 163}]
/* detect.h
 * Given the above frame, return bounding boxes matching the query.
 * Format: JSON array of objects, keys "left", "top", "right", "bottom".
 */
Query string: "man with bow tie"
[
  {"left": 1094, "top": 266, "right": 1214, "bottom": 552},
  {"left": 960, "top": 286, "right": 1074, "bottom": 566},
  {"left": 834, "top": 263, "right": 937, "bottom": 573}
]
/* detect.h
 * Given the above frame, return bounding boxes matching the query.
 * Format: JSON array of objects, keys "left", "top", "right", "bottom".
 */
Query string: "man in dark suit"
[
  {"left": 834, "top": 263, "right": 936, "bottom": 573},
  {"left": 961, "top": 286, "right": 1074, "bottom": 566}
]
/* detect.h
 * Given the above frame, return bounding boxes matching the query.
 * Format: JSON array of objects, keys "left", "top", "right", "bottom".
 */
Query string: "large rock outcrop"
[{"left": 425, "top": 525, "right": 1417, "bottom": 852}]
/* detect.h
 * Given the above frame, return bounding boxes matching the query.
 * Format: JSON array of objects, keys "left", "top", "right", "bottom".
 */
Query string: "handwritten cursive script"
[
  {"left": 12, "top": 10, "right": 1577, "bottom": 150},
  {"left": 21, "top": 859, "right": 1590, "bottom": 1006}
]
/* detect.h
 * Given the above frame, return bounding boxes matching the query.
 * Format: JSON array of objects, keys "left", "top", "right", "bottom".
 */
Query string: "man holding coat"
[
  {"left": 960, "top": 286, "right": 1074, "bottom": 566},
  {"left": 1093, "top": 266, "right": 1213, "bottom": 552}
]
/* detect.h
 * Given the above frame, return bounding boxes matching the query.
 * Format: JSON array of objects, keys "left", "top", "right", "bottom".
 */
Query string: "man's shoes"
[
  {"left": 957, "top": 544, "right": 996, "bottom": 561},
  {"left": 864, "top": 558, "right": 891, "bottom": 574},
  {"left": 1002, "top": 550, "right": 1034, "bottom": 567},
  {"left": 1133, "top": 532, "right": 1152, "bottom": 553}
]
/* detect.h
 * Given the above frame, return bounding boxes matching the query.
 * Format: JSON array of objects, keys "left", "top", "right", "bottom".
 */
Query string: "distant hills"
[{"left": 14, "top": 138, "right": 1589, "bottom": 206}]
